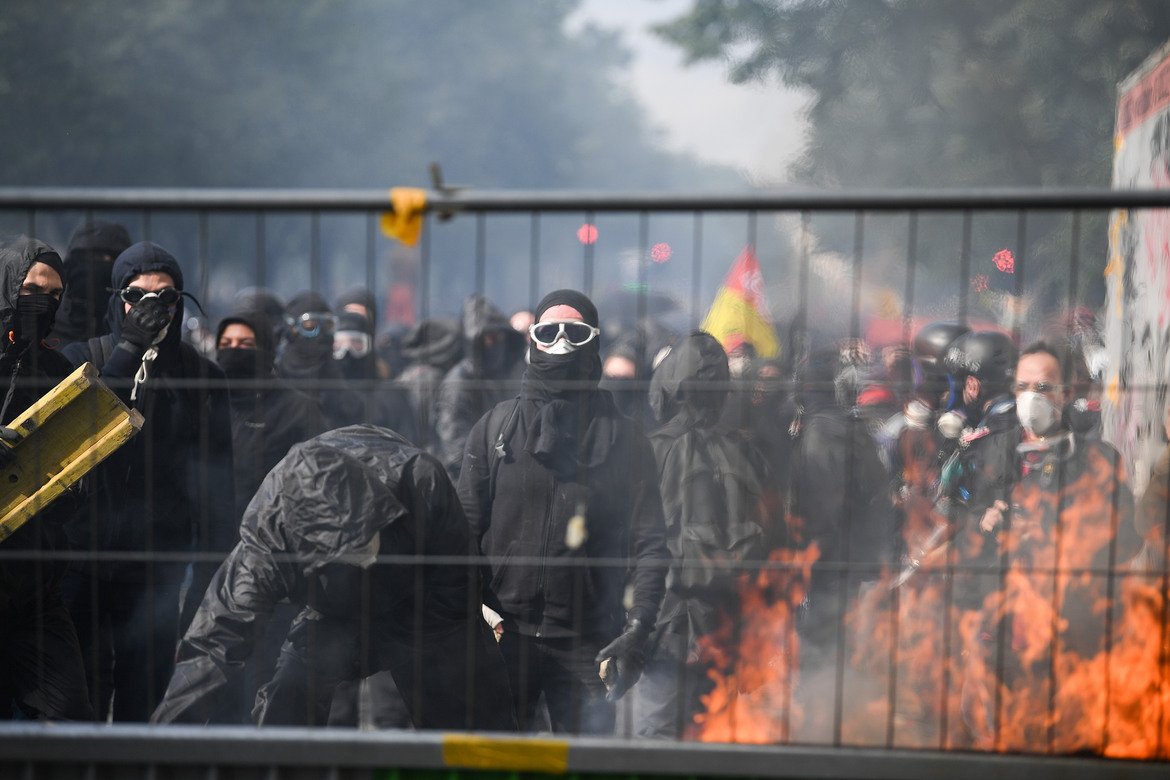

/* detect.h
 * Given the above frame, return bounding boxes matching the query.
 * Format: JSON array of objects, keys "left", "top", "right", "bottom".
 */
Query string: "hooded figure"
[
  {"left": 332, "top": 309, "right": 419, "bottom": 446},
  {"left": 630, "top": 331, "right": 778, "bottom": 738},
  {"left": 434, "top": 294, "right": 526, "bottom": 476},
  {"left": 457, "top": 289, "right": 668, "bottom": 735},
  {"left": 0, "top": 235, "right": 93, "bottom": 721},
  {"left": 789, "top": 346, "right": 893, "bottom": 669},
  {"left": 276, "top": 291, "right": 365, "bottom": 429},
  {"left": 49, "top": 219, "right": 131, "bottom": 344},
  {"left": 60, "top": 241, "right": 236, "bottom": 722},
  {"left": 395, "top": 317, "right": 463, "bottom": 451},
  {"left": 151, "top": 425, "right": 516, "bottom": 730},
  {"left": 215, "top": 309, "right": 326, "bottom": 521}
]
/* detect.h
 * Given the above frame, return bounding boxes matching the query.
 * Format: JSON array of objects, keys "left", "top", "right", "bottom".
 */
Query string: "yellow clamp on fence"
[
  {"left": 441, "top": 733, "right": 570, "bottom": 774},
  {"left": 380, "top": 187, "right": 428, "bottom": 246}
]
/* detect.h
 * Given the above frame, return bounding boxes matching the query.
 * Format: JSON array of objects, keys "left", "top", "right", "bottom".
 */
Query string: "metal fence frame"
[{"left": 2, "top": 186, "right": 1170, "bottom": 778}]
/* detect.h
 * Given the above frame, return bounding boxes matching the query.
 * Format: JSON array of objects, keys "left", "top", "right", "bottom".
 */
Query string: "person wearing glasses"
[
  {"left": 956, "top": 342, "right": 1140, "bottom": 748},
  {"left": 276, "top": 291, "right": 364, "bottom": 430},
  {"left": 458, "top": 289, "right": 668, "bottom": 735},
  {"left": 59, "top": 241, "right": 235, "bottom": 722}
]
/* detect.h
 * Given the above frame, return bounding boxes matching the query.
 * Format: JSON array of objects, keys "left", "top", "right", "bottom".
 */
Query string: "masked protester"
[
  {"left": 59, "top": 241, "right": 235, "bottom": 722},
  {"left": 954, "top": 343, "right": 1140, "bottom": 748},
  {"left": 151, "top": 425, "right": 516, "bottom": 731},
  {"left": 395, "top": 317, "right": 463, "bottom": 452},
  {"left": 276, "top": 291, "right": 364, "bottom": 430},
  {"left": 629, "top": 331, "right": 780, "bottom": 738},
  {"left": 48, "top": 220, "right": 131, "bottom": 345},
  {"left": 0, "top": 235, "right": 94, "bottom": 721},
  {"left": 435, "top": 294, "right": 527, "bottom": 477},
  {"left": 215, "top": 310, "right": 325, "bottom": 522},
  {"left": 789, "top": 346, "right": 893, "bottom": 680},
  {"left": 458, "top": 289, "right": 668, "bottom": 735}
]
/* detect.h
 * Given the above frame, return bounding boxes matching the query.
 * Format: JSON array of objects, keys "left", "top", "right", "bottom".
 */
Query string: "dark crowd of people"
[{"left": 1, "top": 222, "right": 1167, "bottom": 745}]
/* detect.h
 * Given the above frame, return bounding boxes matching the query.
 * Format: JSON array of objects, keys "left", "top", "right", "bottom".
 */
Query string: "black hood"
[
  {"left": 649, "top": 331, "right": 729, "bottom": 425},
  {"left": 105, "top": 241, "right": 185, "bottom": 354},
  {"left": 460, "top": 294, "right": 524, "bottom": 374},
  {"left": 240, "top": 425, "right": 416, "bottom": 572},
  {"left": 400, "top": 317, "right": 463, "bottom": 371},
  {"left": 0, "top": 235, "right": 64, "bottom": 327}
]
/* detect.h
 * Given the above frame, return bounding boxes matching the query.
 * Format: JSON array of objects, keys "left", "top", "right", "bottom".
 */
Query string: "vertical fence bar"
[
  {"left": 583, "top": 210, "right": 596, "bottom": 297},
  {"left": 958, "top": 210, "right": 972, "bottom": 326},
  {"left": 309, "top": 211, "right": 321, "bottom": 296},
  {"left": 689, "top": 211, "right": 703, "bottom": 326},
  {"left": 475, "top": 212, "right": 486, "bottom": 297},
  {"left": 256, "top": 212, "right": 267, "bottom": 288},
  {"left": 529, "top": 212, "right": 541, "bottom": 305}
]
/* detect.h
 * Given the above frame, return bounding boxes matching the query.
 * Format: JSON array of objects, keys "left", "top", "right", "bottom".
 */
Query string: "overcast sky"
[{"left": 569, "top": 0, "right": 807, "bottom": 185}]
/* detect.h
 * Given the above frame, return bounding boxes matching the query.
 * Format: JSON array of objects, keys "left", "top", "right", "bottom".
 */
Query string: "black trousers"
[
  {"left": 62, "top": 565, "right": 185, "bottom": 722},
  {"left": 255, "top": 610, "right": 516, "bottom": 730},
  {"left": 0, "top": 582, "right": 92, "bottom": 720},
  {"left": 498, "top": 630, "right": 614, "bottom": 735}
]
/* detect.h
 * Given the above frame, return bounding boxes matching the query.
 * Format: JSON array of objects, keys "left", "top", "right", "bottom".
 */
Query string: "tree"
[{"left": 656, "top": 1, "right": 1170, "bottom": 319}]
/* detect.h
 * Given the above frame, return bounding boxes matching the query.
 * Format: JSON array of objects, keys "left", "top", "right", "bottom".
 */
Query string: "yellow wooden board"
[{"left": 0, "top": 362, "right": 144, "bottom": 543}]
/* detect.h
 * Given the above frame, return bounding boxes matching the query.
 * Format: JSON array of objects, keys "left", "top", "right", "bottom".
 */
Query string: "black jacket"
[
  {"left": 152, "top": 425, "right": 514, "bottom": 729},
  {"left": 459, "top": 395, "right": 669, "bottom": 641},
  {"left": 0, "top": 236, "right": 77, "bottom": 614},
  {"left": 61, "top": 243, "right": 236, "bottom": 580},
  {"left": 647, "top": 332, "right": 778, "bottom": 648}
]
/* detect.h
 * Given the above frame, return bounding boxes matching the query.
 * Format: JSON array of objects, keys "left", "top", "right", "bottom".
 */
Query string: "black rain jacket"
[
  {"left": 152, "top": 425, "right": 515, "bottom": 730},
  {"left": 647, "top": 332, "right": 778, "bottom": 649}
]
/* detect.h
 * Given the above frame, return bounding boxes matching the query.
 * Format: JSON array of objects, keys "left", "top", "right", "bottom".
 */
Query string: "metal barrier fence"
[{"left": 2, "top": 187, "right": 1170, "bottom": 777}]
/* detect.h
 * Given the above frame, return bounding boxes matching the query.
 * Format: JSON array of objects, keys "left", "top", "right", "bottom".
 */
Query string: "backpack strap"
[
  {"left": 87, "top": 334, "right": 114, "bottom": 370},
  {"left": 488, "top": 399, "right": 522, "bottom": 504}
]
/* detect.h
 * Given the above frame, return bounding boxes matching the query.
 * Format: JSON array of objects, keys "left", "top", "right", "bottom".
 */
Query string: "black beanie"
[
  {"left": 534, "top": 289, "right": 598, "bottom": 327},
  {"left": 68, "top": 220, "right": 132, "bottom": 256}
]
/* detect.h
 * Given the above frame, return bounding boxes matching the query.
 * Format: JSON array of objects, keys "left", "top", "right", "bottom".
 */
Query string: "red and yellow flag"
[{"left": 700, "top": 246, "right": 780, "bottom": 359}]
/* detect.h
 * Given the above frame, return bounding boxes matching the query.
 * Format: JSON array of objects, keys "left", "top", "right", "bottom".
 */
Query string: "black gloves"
[
  {"left": 119, "top": 296, "right": 172, "bottom": 350},
  {"left": 595, "top": 618, "right": 650, "bottom": 702}
]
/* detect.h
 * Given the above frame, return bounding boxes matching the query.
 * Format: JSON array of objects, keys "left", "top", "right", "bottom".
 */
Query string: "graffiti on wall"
[{"left": 1104, "top": 40, "right": 1170, "bottom": 496}]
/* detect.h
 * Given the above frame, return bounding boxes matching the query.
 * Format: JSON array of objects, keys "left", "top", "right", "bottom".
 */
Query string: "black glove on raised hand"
[
  {"left": 595, "top": 618, "right": 650, "bottom": 703},
  {"left": 119, "top": 296, "right": 172, "bottom": 350}
]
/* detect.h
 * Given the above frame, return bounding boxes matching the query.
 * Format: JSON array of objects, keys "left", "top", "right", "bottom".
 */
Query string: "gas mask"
[{"left": 1016, "top": 391, "right": 1061, "bottom": 437}]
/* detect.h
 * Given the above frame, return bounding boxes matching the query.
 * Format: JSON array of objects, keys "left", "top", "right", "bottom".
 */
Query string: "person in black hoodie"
[
  {"left": 458, "top": 289, "right": 668, "bottom": 735},
  {"left": 788, "top": 346, "right": 892, "bottom": 677},
  {"left": 215, "top": 309, "right": 325, "bottom": 522},
  {"left": 630, "top": 331, "right": 779, "bottom": 738},
  {"left": 276, "top": 291, "right": 364, "bottom": 430},
  {"left": 60, "top": 241, "right": 235, "bottom": 722},
  {"left": 333, "top": 309, "right": 419, "bottom": 443},
  {"left": 48, "top": 219, "right": 131, "bottom": 345},
  {"left": 435, "top": 294, "right": 526, "bottom": 477},
  {"left": 0, "top": 235, "right": 93, "bottom": 720},
  {"left": 151, "top": 425, "right": 516, "bottom": 731}
]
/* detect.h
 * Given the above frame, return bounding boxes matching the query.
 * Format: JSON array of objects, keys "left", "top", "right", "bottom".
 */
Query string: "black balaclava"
[
  {"left": 523, "top": 288, "right": 603, "bottom": 399},
  {"left": 58, "top": 220, "right": 131, "bottom": 340},
  {"left": 280, "top": 291, "right": 334, "bottom": 376},
  {"left": 0, "top": 235, "right": 65, "bottom": 350},
  {"left": 215, "top": 310, "right": 277, "bottom": 384},
  {"left": 334, "top": 310, "right": 375, "bottom": 380},
  {"left": 335, "top": 286, "right": 378, "bottom": 329},
  {"left": 522, "top": 289, "right": 616, "bottom": 475}
]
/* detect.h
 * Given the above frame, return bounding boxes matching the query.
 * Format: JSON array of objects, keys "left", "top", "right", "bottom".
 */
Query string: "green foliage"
[
  {"left": 0, "top": 0, "right": 727, "bottom": 189},
  {"left": 657, "top": 0, "right": 1170, "bottom": 188},
  {"left": 657, "top": 0, "right": 1170, "bottom": 315}
]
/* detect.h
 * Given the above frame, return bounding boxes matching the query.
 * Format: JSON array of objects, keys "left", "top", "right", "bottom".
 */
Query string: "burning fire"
[{"left": 693, "top": 441, "right": 1170, "bottom": 761}]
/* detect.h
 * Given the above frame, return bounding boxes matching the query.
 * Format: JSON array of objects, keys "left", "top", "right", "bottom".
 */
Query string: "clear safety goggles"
[
  {"left": 120, "top": 286, "right": 181, "bottom": 306},
  {"left": 333, "top": 330, "right": 372, "bottom": 359},
  {"left": 528, "top": 320, "right": 599, "bottom": 347},
  {"left": 286, "top": 311, "right": 337, "bottom": 339}
]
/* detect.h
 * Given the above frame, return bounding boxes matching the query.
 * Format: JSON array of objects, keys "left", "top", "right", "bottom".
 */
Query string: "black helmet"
[
  {"left": 943, "top": 331, "right": 1017, "bottom": 388},
  {"left": 913, "top": 322, "right": 970, "bottom": 370}
]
